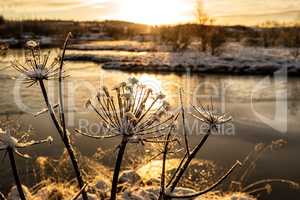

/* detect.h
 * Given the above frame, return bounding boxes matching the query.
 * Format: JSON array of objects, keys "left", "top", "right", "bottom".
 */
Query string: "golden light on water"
[{"left": 139, "top": 76, "right": 162, "bottom": 93}]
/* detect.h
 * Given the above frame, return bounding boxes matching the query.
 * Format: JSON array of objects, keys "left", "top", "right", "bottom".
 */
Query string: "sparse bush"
[
  {"left": 259, "top": 21, "right": 283, "bottom": 48},
  {"left": 195, "top": 26, "right": 227, "bottom": 56},
  {"left": 196, "top": 25, "right": 211, "bottom": 52},
  {"left": 0, "top": 15, "right": 4, "bottom": 25},
  {"left": 158, "top": 25, "right": 192, "bottom": 52},
  {"left": 210, "top": 29, "right": 227, "bottom": 56},
  {"left": 195, "top": 0, "right": 219, "bottom": 53},
  {"left": 284, "top": 27, "right": 300, "bottom": 59}
]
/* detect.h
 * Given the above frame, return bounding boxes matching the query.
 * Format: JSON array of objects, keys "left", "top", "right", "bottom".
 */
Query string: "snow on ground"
[
  {"left": 69, "top": 40, "right": 158, "bottom": 52},
  {"left": 5, "top": 158, "right": 256, "bottom": 200},
  {"left": 65, "top": 42, "right": 300, "bottom": 75}
]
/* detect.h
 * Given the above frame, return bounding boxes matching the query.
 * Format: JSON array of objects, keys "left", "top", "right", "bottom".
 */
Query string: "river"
[{"left": 0, "top": 49, "right": 300, "bottom": 199}]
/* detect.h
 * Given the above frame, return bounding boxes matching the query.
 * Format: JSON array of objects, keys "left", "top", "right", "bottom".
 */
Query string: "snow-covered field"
[
  {"left": 69, "top": 40, "right": 157, "bottom": 52},
  {"left": 65, "top": 41, "right": 300, "bottom": 75}
]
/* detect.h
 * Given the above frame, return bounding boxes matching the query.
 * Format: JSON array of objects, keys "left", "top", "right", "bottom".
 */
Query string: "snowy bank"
[
  {"left": 69, "top": 40, "right": 158, "bottom": 52},
  {"left": 65, "top": 44, "right": 300, "bottom": 75}
]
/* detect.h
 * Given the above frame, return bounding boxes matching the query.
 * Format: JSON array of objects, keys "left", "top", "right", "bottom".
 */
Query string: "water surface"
[{"left": 0, "top": 49, "right": 300, "bottom": 199}]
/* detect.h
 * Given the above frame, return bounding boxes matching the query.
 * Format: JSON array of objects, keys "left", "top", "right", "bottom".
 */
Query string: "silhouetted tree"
[
  {"left": 0, "top": 15, "right": 4, "bottom": 25},
  {"left": 210, "top": 30, "right": 226, "bottom": 56},
  {"left": 287, "top": 27, "right": 300, "bottom": 59},
  {"left": 195, "top": 0, "right": 210, "bottom": 25},
  {"left": 158, "top": 25, "right": 192, "bottom": 52},
  {"left": 195, "top": 0, "right": 219, "bottom": 53}
]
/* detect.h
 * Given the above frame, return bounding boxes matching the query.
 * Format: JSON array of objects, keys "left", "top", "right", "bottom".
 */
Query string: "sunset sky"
[{"left": 0, "top": 0, "right": 300, "bottom": 25}]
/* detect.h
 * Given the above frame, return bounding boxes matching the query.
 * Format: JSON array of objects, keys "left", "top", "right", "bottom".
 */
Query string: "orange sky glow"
[{"left": 0, "top": 0, "right": 299, "bottom": 25}]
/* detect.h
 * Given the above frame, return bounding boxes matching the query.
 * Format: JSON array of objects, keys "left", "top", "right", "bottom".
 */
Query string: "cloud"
[
  {"left": 0, "top": 0, "right": 299, "bottom": 24},
  {"left": 204, "top": 0, "right": 300, "bottom": 17}
]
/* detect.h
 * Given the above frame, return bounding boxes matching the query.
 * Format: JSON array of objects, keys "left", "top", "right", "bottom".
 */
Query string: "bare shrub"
[
  {"left": 259, "top": 21, "right": 282, "bottom": 48},
  {"left": 285, "top": 27, "right": 300, "bottom": 59},
  {"left": 210, "top": 29, "right": 227, "bottom": 56},
  {"left": 195, "top": 0, "right": 226, "bottom": 55},
  {"left": 0, "top": 15, "right": 4, "bottom": 25},
  {"left": 158, "top": 25, "right": 192, "bottom": 52},
  {"left": 196, "top": 26, "right": 211, "bottom": 52},
  {"left": 195, "top": 0, "right": 211, "bottom": 25}
]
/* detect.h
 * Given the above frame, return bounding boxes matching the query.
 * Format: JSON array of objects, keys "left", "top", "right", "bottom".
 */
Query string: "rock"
[
  {"left": 121, "top": 187, "right": 158, "bottom": 200},
  {"left": 145, "top": 178, "right": 161, "bottom": 186},
  {"left": 173, "top": 187, "right": 197, "bottom": 195},
  {"left": 227, "top": 192, "right": 256, "bottom": 200},
  {"left": 194, "top": 192, "right": 257, "bottom": 200},
  {"left": 7, "top": 185, "right": 32, "bottom": 200},
  {"left": 47, "top": 189, "right": 64, "bottom": 200},
  {"left": 120, "top": 186, "right": 197, "bottom": 200},
  {"left": 119, "top": 170, "right": 142, "bottom": 185},
  {"left": 77, "top": 193, "right": 98, "bottom": 200},
  {"left": 95, "top": 180, "right": 110, "bottom": 193}
]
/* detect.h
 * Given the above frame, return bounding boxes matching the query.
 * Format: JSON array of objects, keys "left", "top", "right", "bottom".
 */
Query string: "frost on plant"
[{"left": 11, "top": 40, "right": 63, "bottom": 87}]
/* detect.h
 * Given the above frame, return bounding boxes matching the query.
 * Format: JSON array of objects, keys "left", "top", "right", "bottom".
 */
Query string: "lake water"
[{"left": 0, "top": 49, "right": 300, "bottom": 199}]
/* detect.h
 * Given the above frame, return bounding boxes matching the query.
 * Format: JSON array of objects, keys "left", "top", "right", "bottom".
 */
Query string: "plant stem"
[
  {"left": 158, "top": 125, "right": 174, "bottom": 200},
  {"left": 38, "top": 80, "right": 88, "bottom": 200},
  {"left": 7, "top": 148, "right": 26, "bottom": 200},
  {"left": 58, "top": 32, "right": 71, "bottom": 136},
  {"left": 110, "top": 136, "right": 128, "bottom": 200},
  {"left": 0, "top": 192, "right": 6, "bottom": 200},
  {"left": 166, "top": 161, "right": 241, "bottom": 199},
  {"left": 179, "top": 89, "right": 190, "bottom": 155},
  {"left": 168, "top": 129, "right": 211, "bottom": 192}
]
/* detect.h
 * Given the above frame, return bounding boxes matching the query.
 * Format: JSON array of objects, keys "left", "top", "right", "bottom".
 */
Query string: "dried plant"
[
  {"left": 11, "top": 41, "right": 62, "bottom": 87},
  {"left": 11, "top": 34, "right": 89, "bottom": 200},
  {"left": 0, "top": 192, "right": 6, "bottom": 200},
  {"left": 0, "top": 128, "right": 52, "bottom": 200},
  {"left": 76, "top": 77, "right": 177, "bottom": 200},
  {"left": 157, "top": 92, "right": 241, "bottom": 199},
  {"left": 0, "top": 42, "right": 8, "bottom": 57},
  {"left": 229, "top": 139, "right": 300, "bottom": 196}
]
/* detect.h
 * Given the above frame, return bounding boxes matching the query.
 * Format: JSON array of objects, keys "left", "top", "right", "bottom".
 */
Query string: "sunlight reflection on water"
[{"left": 1, "top": 49, "right": 300, "bottom": 199}]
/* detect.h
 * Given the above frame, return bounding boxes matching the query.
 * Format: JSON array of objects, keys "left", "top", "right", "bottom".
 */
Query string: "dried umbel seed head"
[
  {"left": 85, "top": 99, "right": 92, "bottom": 109},
  {"left": 0, "top": 128, "right": 53, "bottom": 159},
  {"left": 26, "top": 40, "right": 39, "bottom": 49},
  {"left": 83, "top": 77, "right": 175, "bottom": 138},
  {"left": 128, "top": 77, "right": 139, "bottom": 85},
  {"left": 191, "top": 99, "right": 232, "bottom": 131},
  {"left": 271, "top": 139, "right": 287, "bottom": 151},
  {"left": 254, "top": 143, "right": 266, "bottom": 152},
  {"left": 11, "top": 41, "right": 64, "bottom": 87}
]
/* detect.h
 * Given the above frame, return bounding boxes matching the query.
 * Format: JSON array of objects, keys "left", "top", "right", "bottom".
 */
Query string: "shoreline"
[{"left": 64, "top": 49, "right": 300, "bottom": 76}]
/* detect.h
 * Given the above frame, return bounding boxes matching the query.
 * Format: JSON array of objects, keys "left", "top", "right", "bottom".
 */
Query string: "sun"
[{"left": 117, "top": 0, "right": 192, "bottom": 25}]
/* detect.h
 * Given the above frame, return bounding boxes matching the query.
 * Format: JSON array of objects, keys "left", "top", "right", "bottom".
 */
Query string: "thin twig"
[
  {"left": 239, "top": 144, "right": 269, "bottom": 185},
  {"left": 166, "top": 160, "right": 242, "bottom": 199},
  {"left": 242, "top": 179, "right": 300, "bottom": 192},
  {"left": 0, "top": 192, "right": 7, "bottom": 200},
  {"left": 59, "top": 32, "right": 72, "bottom": 139},
  {"left": 166, "top": 152, "right": 188, "bottom": 187},
  {"left": 75, "top": 129, "right": 121, "bottom": 139},
  {"left": 158, "top": 114, "right": 179, "bottom": 200},
  {"left": 247, "top": 185, "right": 270, "bottom": 195},
  {"left": 70, "top": 184, "right": 88, "bottom": 200},
  {"left": 179, "top": 88, "right": 190, "bottom": 155},
  {"left": 168, "top": 128, "right": 212, "bottom": 192},
  {"left": 34, "top": 103, "right": 59, "bottom": 117}
]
